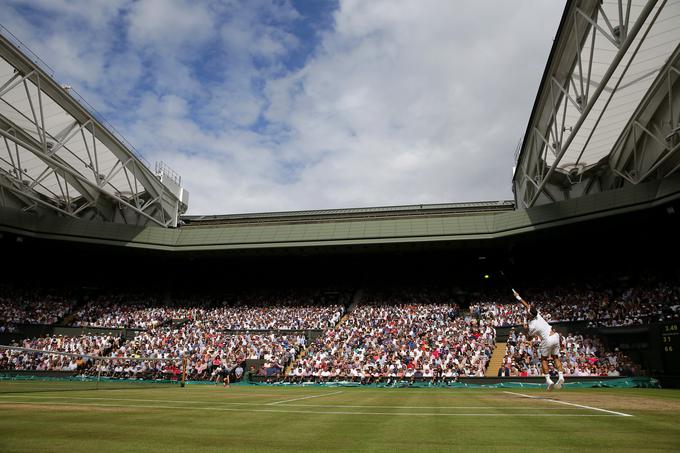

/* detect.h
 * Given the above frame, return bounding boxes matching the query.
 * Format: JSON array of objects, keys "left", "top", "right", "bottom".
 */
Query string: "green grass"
[{"left": 0, "top": 382, "right": 679, "bottom": 452}]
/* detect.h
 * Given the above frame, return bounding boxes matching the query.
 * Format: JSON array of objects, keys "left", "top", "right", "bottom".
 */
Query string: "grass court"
[{"left": 1, "top": 381, "right": 679, "bottom": 452}]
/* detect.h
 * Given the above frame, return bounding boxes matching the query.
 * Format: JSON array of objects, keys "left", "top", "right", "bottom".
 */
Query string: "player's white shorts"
[{"left": 539, "top": 332, "right": 560, "bottom": 357}]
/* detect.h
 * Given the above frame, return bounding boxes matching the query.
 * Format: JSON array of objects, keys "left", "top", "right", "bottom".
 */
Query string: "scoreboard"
[{"left": 661, "top": 322, "right": 680, "bottom": 374}]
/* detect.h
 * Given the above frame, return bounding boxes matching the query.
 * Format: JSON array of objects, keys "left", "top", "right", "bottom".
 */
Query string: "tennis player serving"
[{"left": 512, "top": 289, "right": 564, "bottom": 391}]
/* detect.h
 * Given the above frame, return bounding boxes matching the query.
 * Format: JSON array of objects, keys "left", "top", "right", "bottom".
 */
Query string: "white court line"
[
  {"left": 503, "top": 391, "right": 633, "bottom": 417},
  {"left": 267, "top": 403, "right": 577, "bottom": 410},
  {"left": 267, "top": 390, "right": 344, "bottom": 405},
  {"left": 0, "top": 395, "right": 579, "bottom": 410},
  {"left": 0, "top": 394, "right": 295, "bottom": 406},
  {"left": 0, "top": 400, "right": 624, "bottom": 417}
]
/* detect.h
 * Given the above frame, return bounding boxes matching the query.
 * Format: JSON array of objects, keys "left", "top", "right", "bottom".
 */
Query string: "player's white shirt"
[{"left": 528, "top": 312, "right": 552, "bottom": 342}]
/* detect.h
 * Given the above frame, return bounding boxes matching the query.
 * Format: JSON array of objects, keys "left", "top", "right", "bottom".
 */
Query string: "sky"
[{"left": 2, "top": 0, "right": 565, "bottom": 215}]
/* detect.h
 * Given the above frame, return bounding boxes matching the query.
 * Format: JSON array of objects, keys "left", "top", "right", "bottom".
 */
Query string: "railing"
[{"left": 155, "top": 161, "right": 182, "bottom": 186}]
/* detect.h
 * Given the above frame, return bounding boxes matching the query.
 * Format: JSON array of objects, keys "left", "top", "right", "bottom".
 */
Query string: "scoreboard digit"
[{"left": 661, "top": 323, "right": 679, "bottom": 374}]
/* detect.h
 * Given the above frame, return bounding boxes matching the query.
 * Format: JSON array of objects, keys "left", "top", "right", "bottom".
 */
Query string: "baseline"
[
  {"left": 503, "top": 391, "right": 633, "bottom": 417},
  {"left": 0, "top": 400, "right": 626, "bottom": 417},
  {"left": 0, "top": 394, "right": 583, "bottom": 410}
]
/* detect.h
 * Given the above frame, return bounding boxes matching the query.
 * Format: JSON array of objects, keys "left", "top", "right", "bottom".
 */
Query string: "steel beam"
[
  {"left": 526, "top": 0, "right": 659, "bottom": 207},
  {"left": 0, "top": 32, "right": 187, "bottom": 226}
]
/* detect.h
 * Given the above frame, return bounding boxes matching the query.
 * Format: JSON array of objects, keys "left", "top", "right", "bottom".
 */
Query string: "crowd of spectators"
[
  {"left": 0, "top": 288, "right": 345, "bottom": 381},
  {"left": 0, "top": 322, "right": 16, "bottom": 334},
  {"left": 71, "top": 295, "right": 192, "bottom": 329},
  {"left": 1, "top": 280, "right": 666, "bottom": 383},
  {"left": 1, "top": 334, "right": 121, "bottom": 372},
  {"left": 288, "top": 289, "right": 495, "bottom": 383},
  {"left": 499, "top": 328, "right": 639, "bottom": 377},
  {"left": 471, "top": 279, "right": 680, "bottom": 327},
  {"left": 4, "top": 277, "right": 678, "bottom": 332},
  {"left": 196, "top": 300, "right": 344, "bottom": 331},
  {"left": 107, "top": 325, "right": 305, "bottom": 380},
  {"left": 69, "top": 290, "right": 347, "bottom": 331},
  {"left": 2, "top": 326, "right": 305, "bottom": 381},
  {"left": 0, "top": 289, "right": 76, "bottom": 328}
]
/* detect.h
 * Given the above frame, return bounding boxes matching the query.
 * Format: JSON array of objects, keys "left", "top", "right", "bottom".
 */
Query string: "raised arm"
[{"left": 512, "top": 289, "right": 531, "bottom": 311}]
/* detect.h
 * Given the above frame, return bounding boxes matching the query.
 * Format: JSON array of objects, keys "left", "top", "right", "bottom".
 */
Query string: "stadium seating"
[
  {"left": 0, "top": 288, "right": 76, "bottom": 330},
  {"left": 1, "top": 334, "right": 121, "bottom": 372},
  {"left": 69, "top": 290, "right": 346, "bottom": 330},
  {"left": 470, "top": 278, "right": 680, "bottom": 327},
  {"left": 0, "top": 282, "right": 664, "bottom": 382},
  {"left": 501, "top": 330, "right": 639, "bottom": 377},
  {"left": 290, "top": 304, "right": 494, "bottom": 382}
]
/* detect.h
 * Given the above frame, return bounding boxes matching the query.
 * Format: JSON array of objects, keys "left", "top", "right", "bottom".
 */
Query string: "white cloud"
[
  {"left": 255, "top": 0, "right": 564, "bottom": 212},
  {"left": 127, "top": 0, "right": 215, "bottom": 50},
  {"left": 2, "top": 0, "right": 565, "bottom": 215}
]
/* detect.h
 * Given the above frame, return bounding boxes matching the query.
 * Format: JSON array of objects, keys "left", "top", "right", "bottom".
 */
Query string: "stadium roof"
[
  {"left": 182, "top": 200, "right": 515, "bottom": 226},
  {"left": 2, "top": 172, "right": 679, "bottom": 251},
  {"left": 0, "top": 27, "right": 188, "bottom": 227},
  {"left": 514, "top": 0, "right": 680, "bottom": 208},
  {"left": 2, "top": 0, "right": 680, "bottom": 250}
]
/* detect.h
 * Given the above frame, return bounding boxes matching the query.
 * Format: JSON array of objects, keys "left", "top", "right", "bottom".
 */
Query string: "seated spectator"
[
  {"left": 0, "top": 288, "right": 76, "bottom": 327},
  {"left": 470, "top": 276, "right": 680, "bottom": 327},
  {"left": 290, "top": 288, "right": 496, "bottom": 382},
  {"left": 502, "top": 331, "right": 637, "bottom": 377}
]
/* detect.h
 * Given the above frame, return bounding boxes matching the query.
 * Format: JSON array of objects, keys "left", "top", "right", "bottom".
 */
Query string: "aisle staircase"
[
  {"left": 59, "top": 312, "right": 79, "bottom": 326},
  {"left": 59, "top": 298, "right": 88, "bottom": 326},
  {"left": 485, "top": 342, "right": 507, "bottom": 377},
  {"left": 337, "top": 289, "right": 362, "bottom": 325},
  {"left": 283, "top": 346, "right": 305, "bottom": 376},
  {"left": 283, "top": 288, "right": 363, "bottom": 376}
]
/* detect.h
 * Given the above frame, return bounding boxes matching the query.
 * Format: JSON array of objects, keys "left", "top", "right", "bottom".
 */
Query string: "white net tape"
[{"left": 0, "top": 345, "right": 185, "bottom": 382}]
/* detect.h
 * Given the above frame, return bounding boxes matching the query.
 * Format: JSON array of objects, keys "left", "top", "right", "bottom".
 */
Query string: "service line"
[{"left": 266, "top": 390, "right": 344, "bottom": 405}]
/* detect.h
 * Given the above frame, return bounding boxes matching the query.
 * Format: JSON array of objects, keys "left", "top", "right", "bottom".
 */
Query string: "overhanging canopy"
[
  {"left": 514, "top": 0, "right": 680, "bottom": 208},
  {"left": 0, "top": 29, "right": 187, "bottom": 226}
]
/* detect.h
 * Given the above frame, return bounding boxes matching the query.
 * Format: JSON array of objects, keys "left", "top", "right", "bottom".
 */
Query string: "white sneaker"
[
  {"left": 546, "top": 378, "right": 554, "bottom": 392},
  {"left": 555, "top": 377, "right": 564, "bottom": 389}
]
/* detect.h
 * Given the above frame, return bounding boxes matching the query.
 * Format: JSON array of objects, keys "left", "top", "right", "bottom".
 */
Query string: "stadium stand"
[
  {"left": 501, "top": 330, "right": 640, "bottom": 378},
  {"left": 290, "top": 307, "right": 494, "bottom": 382},
  {"left": 2, "top": 328, "right": 306, "bottom": 381},
  {"left": 104, "top": 328, "right": 306, "bottom": 381},
  {"left": 0, "top": 288, "right": 76, "bottom": 329},
  {"left": 0, "top": 276, "right": 673, "bottom": 382},
  {"left": 471, "top": 277, "right": 680, "bottom": 327},
  {"left": 69, "top": 290, "right": 347, "bottom": 330},
  {"left": 2, "top": 334, "right": 122, "bottom": 372},
  {"left": 69, "top": 293, "right": 182, "bottom": 329},
  {"left": 288, "top": 288, "right": 484, "bottom": 382}
]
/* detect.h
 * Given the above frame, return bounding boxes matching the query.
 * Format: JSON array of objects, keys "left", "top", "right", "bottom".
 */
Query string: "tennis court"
[{"left": 1, "top": 382, "right": 678, "bottom": 452}]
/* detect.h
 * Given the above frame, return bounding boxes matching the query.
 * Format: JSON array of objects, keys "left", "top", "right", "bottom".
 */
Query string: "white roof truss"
[
  {"left": 0, "top": 32, "right": 186, "bottom": 226},
  {"left": 514, "top": 0, "right": 680, "bottom": 208}
]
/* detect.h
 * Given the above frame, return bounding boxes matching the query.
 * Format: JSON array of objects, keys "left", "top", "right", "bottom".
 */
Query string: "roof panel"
[
  {"left": 542, "top": 0, "right": 680, "bottom": 172},
  {"left": 0, "top": 31, "right": 186, "bottom": 225},
  {"left": 182, "top": 200, "right": 515, "bottom": 225}
]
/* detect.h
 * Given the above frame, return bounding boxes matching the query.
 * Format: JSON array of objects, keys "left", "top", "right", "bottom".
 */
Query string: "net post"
[
  {"left": 181, "top": 357, "right": 187, "bottom": 388},
  {"left": 96, "top": 356, "right": 102, "bottom": 390}
]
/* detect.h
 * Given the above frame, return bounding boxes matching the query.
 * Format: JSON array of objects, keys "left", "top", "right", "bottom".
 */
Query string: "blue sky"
[{"left": 2, "top": 0, "right": 565, "bottom": 214}]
